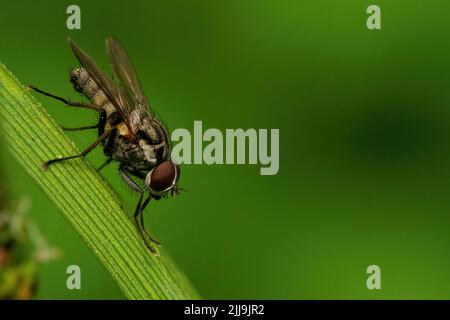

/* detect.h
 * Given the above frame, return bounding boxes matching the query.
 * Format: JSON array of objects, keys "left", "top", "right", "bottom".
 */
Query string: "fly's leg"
[
  {"left": 134, "top": 195, "right": 162, "bottom": 255},
  {"left": 27, "top": 85, "right": 101, "bottom": 111},
  {"left": 97, "top": 158, "right": 113, "bottom": 172},
  {"left": 137, "top": 196, "right": 162, "bottom": 246},
  {"left": 120, "top": 166, "right": 161, "bottom": 253},
  {"left": 133, "top": 194, "right": 158, "bottom": 255},
  {"left": 61, "top": 124, "right": 98, "bottom": 131},
  {"left": 119, "top": 166, "right": 145, "bottom": 193},
  {"left": 43, "top": 130, "right": 111, "bottom": 170},
  {"left": 29, "top": 85, "right": 101, "bottom": 132}
]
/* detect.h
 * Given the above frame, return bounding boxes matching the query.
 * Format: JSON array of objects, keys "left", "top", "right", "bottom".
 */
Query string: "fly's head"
[{"left": 145, "top": 160, "right": 181, "bottom": 198}]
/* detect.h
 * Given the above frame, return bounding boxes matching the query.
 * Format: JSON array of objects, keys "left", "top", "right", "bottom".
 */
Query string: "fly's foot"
[
  {"left": 145, "top": 240, "right": 159, "bottom": 256},
  {"left": 139, "top": 229, "right": 163, "bottom": 254},
  {"left": 150, "top": 236, "right": 162, "bottom": 247},
  {"left": 42, "top": 157, "right": 62, "bottom": 171},
  {"left": 42, "top": 160, "right": 53, "bottom": 171}
]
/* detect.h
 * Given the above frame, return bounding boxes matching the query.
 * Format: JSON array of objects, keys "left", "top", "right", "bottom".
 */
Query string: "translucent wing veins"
[
  {"left": 105, "top": 36, "right": 154, "bottom": 117},
  {"left": 68, "top": 37, "right": 133, "bottom": 132}
]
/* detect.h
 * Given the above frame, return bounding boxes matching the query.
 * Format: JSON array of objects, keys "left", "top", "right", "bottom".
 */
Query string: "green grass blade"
[{"left": 0, "top": 63, "right": 199, "bottom": 300}]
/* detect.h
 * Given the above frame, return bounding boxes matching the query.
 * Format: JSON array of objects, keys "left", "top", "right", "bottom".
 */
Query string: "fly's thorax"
[
  {"left": 117, "top": 122, "right": 131, "bottom": 138},
  {"left": 103, "top": 111, "right": 120, "bottom": 131},
  {"left": 129, "top": 110, "right": 141, "bottom": 135},
  {"left": 128, "top": 109, "right": 170, "bottom": 164},
  {"left": 138, "top": 141, "right": 160, "bottom": 166},
  {"left": 104, "top": 112, "right": 133, "bottom": 140},
  {"left": 130, "top": 110, "right": 169, "bottom": 144},
  {"left": 106, "top": 133, "right": 148, "bottom": 167},
  {"left": 137, "top": 124, "right": 170, "bottom": 164}
]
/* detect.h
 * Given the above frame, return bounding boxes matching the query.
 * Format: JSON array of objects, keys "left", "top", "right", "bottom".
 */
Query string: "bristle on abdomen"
[{"left": 70, "top": 68, "right": 116, "bottom": 116}]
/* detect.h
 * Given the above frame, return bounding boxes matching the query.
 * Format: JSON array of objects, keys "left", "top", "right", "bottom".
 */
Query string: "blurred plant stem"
[
  {"left": 0, "top": 63, "right": 199, "bottom": 300},
  {"left": 0, "top": 133, "right": 61, "bottom": 299},
  {"left": 0, "top": 180, "right": 60, "bottom": 299}
]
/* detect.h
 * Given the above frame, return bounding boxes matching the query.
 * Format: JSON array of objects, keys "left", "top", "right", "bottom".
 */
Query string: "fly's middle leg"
[
  {"left": 61, "top": 124, "right": 98, "bottom": 131},
  {"left": 43, "top": 130, "right": 112, "bottom": 170}
]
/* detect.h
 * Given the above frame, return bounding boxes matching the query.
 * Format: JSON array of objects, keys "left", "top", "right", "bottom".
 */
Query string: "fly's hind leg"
[
  {"left": 28, "top": 85, "right": 100, "bottom": 131},
  {"left": 27, "top": 85, "right": 101, "bottom": 111},
  {"left": 43, "top": 130, "right": 111, "bottom": 170}
]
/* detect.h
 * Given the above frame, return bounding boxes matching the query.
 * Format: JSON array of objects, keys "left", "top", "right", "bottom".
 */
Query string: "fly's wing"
[
  {"left": 105, "top": 36, "right": 155, "bottom": 118},
  {"left": 105, "top": 37, "right": 172, "bottom": 152},
  {"left": 68, "top": 38, "right": 133, "bottom": 131}
]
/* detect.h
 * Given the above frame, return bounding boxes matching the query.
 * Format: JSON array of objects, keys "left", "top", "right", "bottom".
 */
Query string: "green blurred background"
[{"left": 1, "top": 0, "right": 450, "bottom": 299}]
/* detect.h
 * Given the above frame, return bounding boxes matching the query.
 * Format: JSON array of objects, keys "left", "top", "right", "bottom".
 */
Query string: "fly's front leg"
[
  {"left": 119, "top": 166, "right": 145, "bottom": 193},
  {"left": 133, "top": 194, "right": 158, "bottom": 255},
  {"left": 136, "top": 196, "right": 162, "bottom": 246},
  {"left": 43, "top": 130, "right": 111, "bottom": 170},
  {"left": 27, "top": 85, "right": 101, "bottom": 111},
  {"left": 120, "top": 166, "right": 161, "bottom": 253}
]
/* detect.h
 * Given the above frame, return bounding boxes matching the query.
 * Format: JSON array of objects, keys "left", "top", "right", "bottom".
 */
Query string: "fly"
[{"left": 28, "top": 37, "right": 181, "bottom": 254}]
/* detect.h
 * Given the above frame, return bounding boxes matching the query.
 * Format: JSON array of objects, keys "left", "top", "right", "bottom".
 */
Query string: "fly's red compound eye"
[{"left": 147, "top": 160, "right": 178, "bottom": 194}]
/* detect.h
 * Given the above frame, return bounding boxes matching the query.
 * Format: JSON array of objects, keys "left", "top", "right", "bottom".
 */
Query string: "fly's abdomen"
[{"left": 70, "top": 68, "right": 116, "bottom": 116}]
